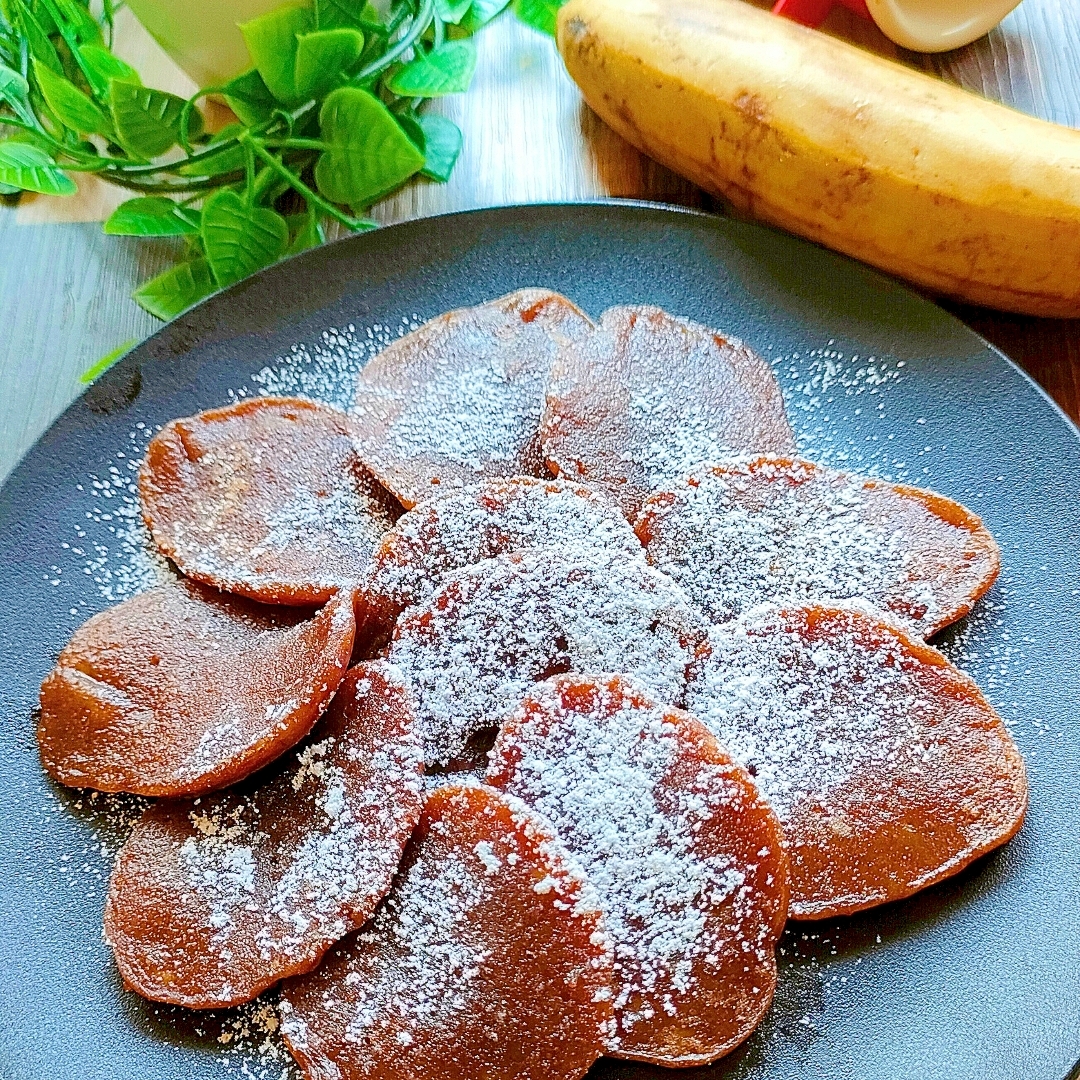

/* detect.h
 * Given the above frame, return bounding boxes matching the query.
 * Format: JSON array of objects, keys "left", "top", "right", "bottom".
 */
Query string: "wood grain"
[{"left": 2, "top": 0, "right": 1079, "bottom": 482}]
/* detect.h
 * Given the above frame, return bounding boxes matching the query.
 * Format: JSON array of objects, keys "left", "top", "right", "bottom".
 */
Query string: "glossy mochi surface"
[
  {"left": 487, "top": 674, "right": 789, "bottom": 1066},
  {"left": 38, "top": 581, "right": 355, "bottom": 797},
  {"left": 389, "top": 548, "right": 706, "bottom": 767},
  {"left": 685, "top": 605, "right": 1028, "bottom": 918},
  {"left": 104, "top": 662, "right": 424, "bottom": 1008},
  {"left": 540, "top": 306, "right": 795, "bottom": 518},
  {"left": 636, "top": 457, "right": 1000, "bottom": 638},
  {"left": 280, "top": 784, "right": 613, "bottom": 1080},
  {"left": 350, "top": 289, "right": 594, "bottom": 508},
  {"left": 140, "top": 396, "right": 401, "bottom": 605}
]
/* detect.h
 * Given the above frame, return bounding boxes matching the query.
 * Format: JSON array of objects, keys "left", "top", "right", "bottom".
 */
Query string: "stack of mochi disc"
[{"left": 37, "top": 290, "right": 1027, "bottom": 1080}]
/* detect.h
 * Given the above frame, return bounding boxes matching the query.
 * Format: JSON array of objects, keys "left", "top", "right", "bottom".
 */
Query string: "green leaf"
[
  {"left": 513, "top": 0, "right": 563, "bottom": 36},
  {"left": 33, "top": 59, "right": 113, "bottom": 135},
  {"left": 286, "top": 209, "right": 324, "bottom": 255},
  {"left": 79, "top": 43, "right": 140, "bottom": 97},
  {"left": 109, "top": 80, "right": 202, "bottom": 159},
  {"left": 458, "top": 0, "right": 510, "bottom": 33},
  {"left": 386, "top": 39, "right": 475, "bottom": 97},
  {"left": 0, "top": 64, "right": 35, "bottom": 125},
  {"left": 239, "top": 3, "right": 310, "bottom": 104},
  {"left": 435, "top": 0, "right": 472, "bottom": 23},
  {"left": 294, "top": 27, "right": 363, "bottom": 99},
  {"left": 133, "top": 257, "right": 216, "bottom": 320},
  {"left": 28, "top": 0, "right": 58, "bottom": 36},
  {"left": 48, "top": 0, "right": 103, "bottom": 46},
  {"left": 80, "top": 338, "right": 137, "bottom": 384},
  {"left": 419, "top": 113, "right": 461, "bottom": 182},
  {"left": 105, "top": 196, "right": 200, "bottom": 237},
  {"left": 201, "top": 188, "right": 289, "bottom": 288},
  {"left": 315, "top": 0, "right": 382, "bottom": 32},
  {"left": 315, "top": 86, "right": 424, "bottom": 206},
  {"left": 221, "top": 68, "right": 276, "bottom": 126},
  {"left": 396, "top": 106, "right": 424, "bottom": 151},
  {"left": 19, "top": 6, "right": 62, "bottom": 73},
  {"left": 0, "top": 140, "right": 76, "bottom": 194}
]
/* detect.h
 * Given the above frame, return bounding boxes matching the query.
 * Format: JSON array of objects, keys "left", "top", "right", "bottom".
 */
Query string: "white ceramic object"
[
  {"left": 866, "top": 0, "right": 1022, "bottom": 53},
  {"left": 123, "top": 0, "right": 289, "bottom": 87}
]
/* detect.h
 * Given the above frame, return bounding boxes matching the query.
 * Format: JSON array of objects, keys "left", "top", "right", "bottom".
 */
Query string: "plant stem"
[
  {"left": 241, "top": 131, "right": 374, "bottom": 232},
  {"left": 109, "top": 101, "right": 317, "bottom": 177},
  {"left": 92, "top": 171, "right": 240, "bottom": 193},
  {"left": 179, "top": 85, "right": 226, "bottom": 153},
  {"left": 353, "top": 0, "right": 434, "bottom": 83},
  {"left": 261, "top": 137, "right": 331, "bottom": 152}
]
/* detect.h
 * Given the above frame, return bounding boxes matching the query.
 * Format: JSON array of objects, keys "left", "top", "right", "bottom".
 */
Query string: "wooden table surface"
[{"left": 3, "top": 0, "right": 1080, "bottom": 482}]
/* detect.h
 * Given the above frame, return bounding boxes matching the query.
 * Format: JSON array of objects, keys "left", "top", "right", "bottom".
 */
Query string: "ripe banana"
[{"left": 557, "top": 0, "right": 1080, "bottom": 317}]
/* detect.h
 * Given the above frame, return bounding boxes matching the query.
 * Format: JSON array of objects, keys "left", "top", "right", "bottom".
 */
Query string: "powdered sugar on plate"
[{"left": 249, "top": 318, "right": 425, "bottom": 412}]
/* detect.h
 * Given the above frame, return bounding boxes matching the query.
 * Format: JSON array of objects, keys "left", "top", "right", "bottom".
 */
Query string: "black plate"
[{"left": 1, "top": 203, "right": 1078, "bottom": 1080}]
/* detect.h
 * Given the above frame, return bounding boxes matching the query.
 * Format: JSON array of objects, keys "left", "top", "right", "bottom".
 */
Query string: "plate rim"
[
  {"left": 2, "top": 198, "right": 1079, "bottom": 1080},
  {"left": 4, "top": 199, "right": 1079, "bottom": 494}
]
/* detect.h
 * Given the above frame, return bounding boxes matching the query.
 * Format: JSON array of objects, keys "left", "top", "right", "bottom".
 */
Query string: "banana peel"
[{"left": 557, "top": 0, "right": 1080, "bottom": 317}]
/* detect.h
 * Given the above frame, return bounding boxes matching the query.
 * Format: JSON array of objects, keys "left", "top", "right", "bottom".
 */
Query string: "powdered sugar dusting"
[
  {"left": 625, "top": 380, "right": 760, "bottom": 493},
  {"left": 368, "top": 476, "right": 642, "bottom": 614},
  {"left": 389, "top": 547, "right": 706, "bottom": 766},
  {"left": 279, "top": 784, "right": 611, "bottom": 1074},
  {"left": 249, "top": 318, "right": 424, "bottom": 411},
  {"left": 67, "top": 423, "right": 176, "bottom": 605},
  {"left": 783, "top": 344, "right": 907, "bottom": 471},
  {"left": 360, "top": 359, "right": 547, "bottom": 471},
  {"left": 638, "top": 457, "right": 998, "bottom": 638},
  {"left": 488, "top": 677, "right": 757, "bottom": 1044},
  {"left": 541, "top": 305, "right": 795, "bottom": 517},
  {"left": 687, "top": 606, "right": 937, "bottom": 819},
  {"left": 106, "top": 663, "right": 424, "bottom": 1006},
  {"left": 141, "top": 399, "right": 402, "bottom": 604},
  {"left": 349, "top": 291, "right": 594, "bottom": 506},
  {"left": 344, "top": 839, "right": 493, "bottom": 1043}
]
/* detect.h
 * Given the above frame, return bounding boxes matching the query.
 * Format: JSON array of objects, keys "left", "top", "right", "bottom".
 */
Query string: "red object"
[{"left": 772, "top": 0, "right": 872, "bottom": 26}]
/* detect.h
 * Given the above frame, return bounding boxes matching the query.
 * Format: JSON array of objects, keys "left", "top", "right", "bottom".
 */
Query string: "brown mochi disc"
[
  {"left": 38, "top": 580, "right": 355, "bottom": 797},
  {"left": 486, "top": 673, "right": 789, "bottom": 1067},
  {"left": 635, "top": 456, "right": 1001, "bottom": 638},
  {"left": 539, "top": 305, "right": 795, "bottom": 519},
  {"left": 103, "top": 662, "right": 423, "bottom": 1008},
  {"left": 355, "top": 476, "right": 642, "bottom": 642},
  {"left": 685, "top": 604, "right": 1029, "bottom": 919},
  {"left": 388, "top": 547, "right": 707, "bottom": 768},
  {"left": 139, "top": 396, "right": 401, "bottom": 606},
  {"left": 279, "top": 783, "right": 614, "bottom": 1080},
  {"left": 350, "top": 290, "right": 594, "bottom": 509}
]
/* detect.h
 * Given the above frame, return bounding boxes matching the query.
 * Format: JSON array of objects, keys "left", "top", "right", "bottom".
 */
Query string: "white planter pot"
[{"left": 124, "top": 0, "right": 295, "bottom": 87}]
